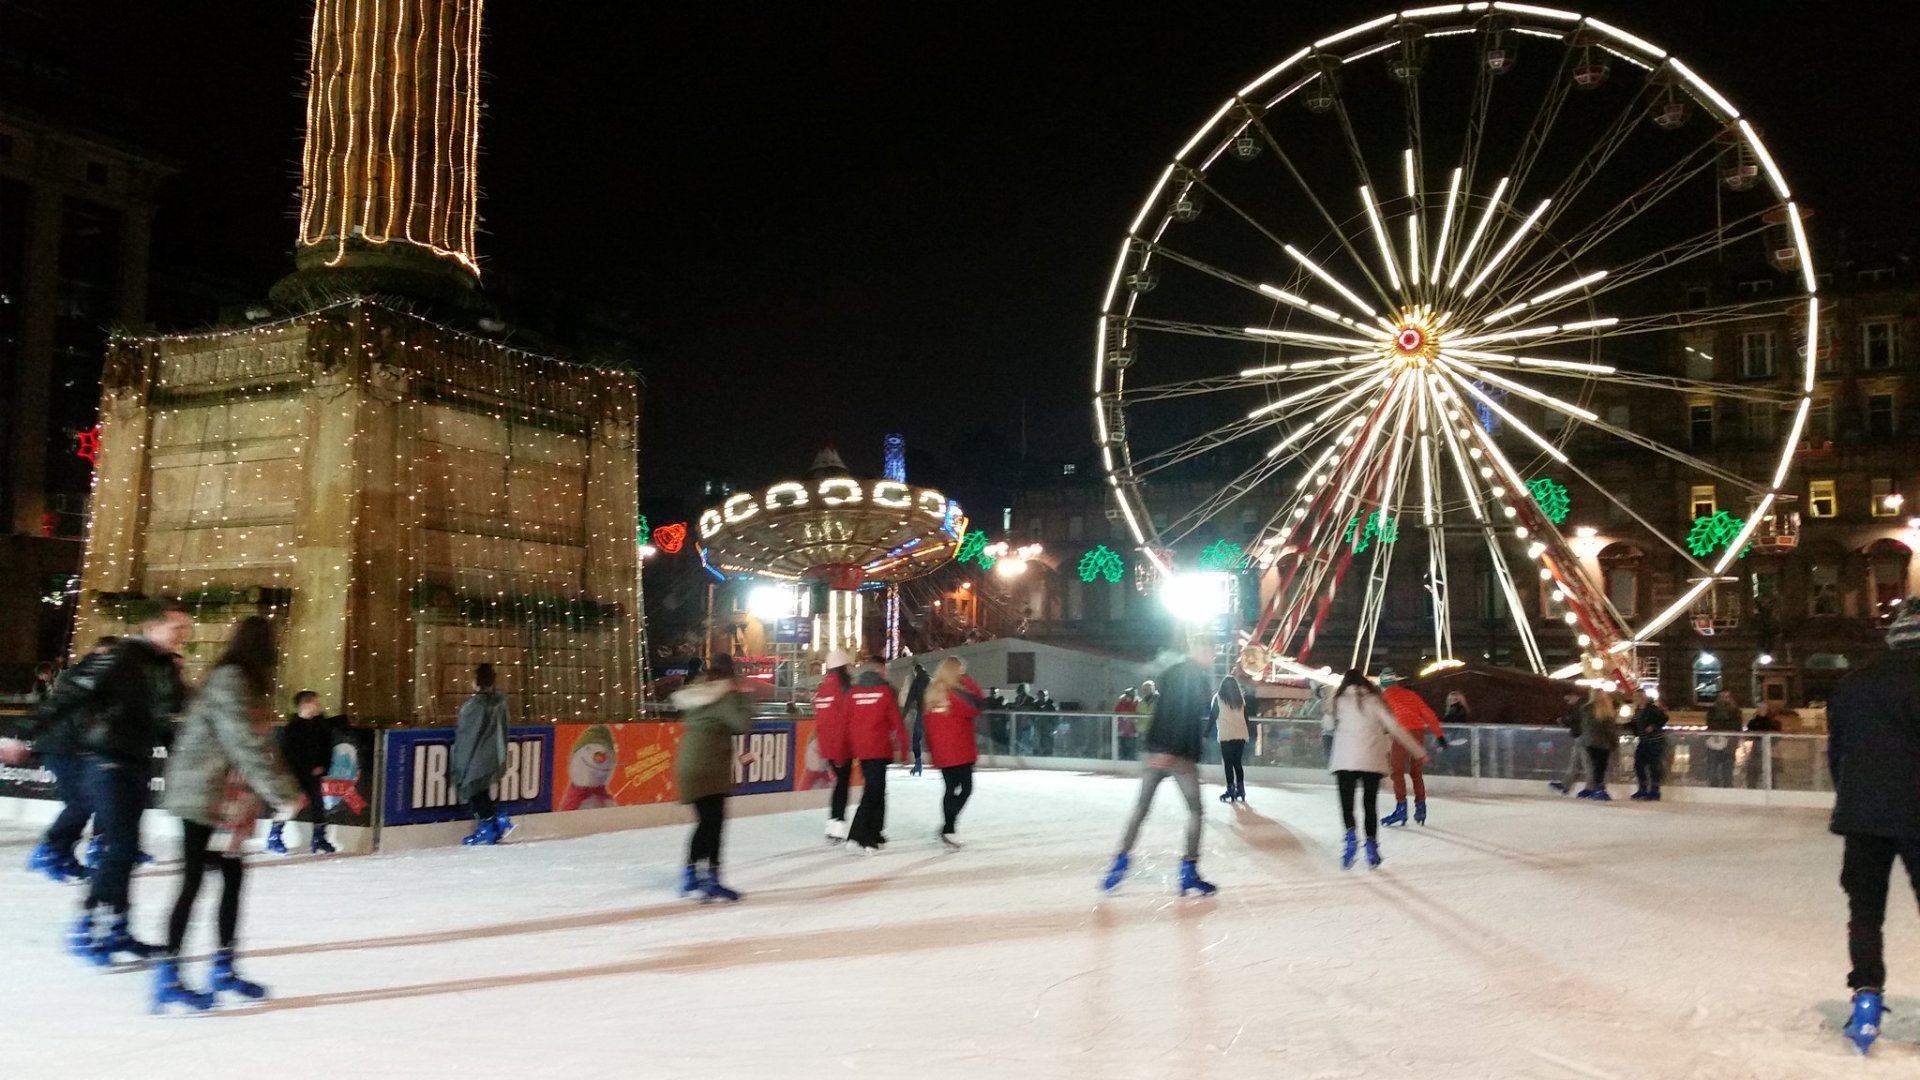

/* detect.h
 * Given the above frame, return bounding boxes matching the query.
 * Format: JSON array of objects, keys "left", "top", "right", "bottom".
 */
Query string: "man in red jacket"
[
  {"left": 1378, "top": 671, "right": 1447, "bottom": 827},
  {"left": 845, "top": 659, "right": 909, "bottom": 854}
]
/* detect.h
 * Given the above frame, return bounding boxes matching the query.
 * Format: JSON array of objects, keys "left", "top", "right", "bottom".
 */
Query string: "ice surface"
[{"left": 4, "top": 769, "right": 1916, "bottom": 1079}]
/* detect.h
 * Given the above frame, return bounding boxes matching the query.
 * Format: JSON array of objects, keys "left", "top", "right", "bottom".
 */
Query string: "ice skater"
[
  {"left": 845, "top": 658, "right": 909, "bottom": 854},
  {"left": 921, "top": 657, "right": 984, "bottom": 847},
  {"left": 1628, "top": 689, "right": 1669, "bottom": 801},
  {"left": 1101, "top": 635, "right": 1217, "bottom": 896},
  {"left": 1324, "top": 669, "right": 1428, "bottom": 870},
  {"left": 155, "top": 615, "right": 306, "bottom": 1012},
  {"left": 813, "top": 649, "right": 855, "bottom": 842},
  {"left": 1212, "top": 674, "right": 1249, "bottom": 803},
  {"left": 671, "top": 654, "right": 757, "bottom": 902},
  {"left": 450, "top": 663, "right": 513, "bottom": 845},
  {"left": 1547, "top": 687, "right": 1587, "bottom": 796},
  {"left": 1575, "top": 687, "right": 1620, "bottom": 801},
  {"left": 268, "top": 690, "right": 336, "bottom": 855},
  {"left": 900, "top": 661, "right": 930, "bottom": 776},
  {"left": 4, "top": 635, "right": 118, "bottom": 883},
  {"left": 1378, "top": 671, "right": 1447, "bottom": 826},
  {"left": 1825, "top": 596, "right": 1920, "bottom": 1055}
]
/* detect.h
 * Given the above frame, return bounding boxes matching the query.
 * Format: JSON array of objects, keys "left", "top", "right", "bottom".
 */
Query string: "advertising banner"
[
  {"left": 731, "top": 720, "right": 796, "bottom": 796},
  {"left": 551, "top": 722, "right": 684, "bottom": 809},
  {"left": 317, "top": 726, "right": 378, "bottom": 828},
  {"left": 0, "top": 715, "right": 58, "bottom": 801},
  {"left": 383, "top": 725, "right": 555, "bottom": 826}
]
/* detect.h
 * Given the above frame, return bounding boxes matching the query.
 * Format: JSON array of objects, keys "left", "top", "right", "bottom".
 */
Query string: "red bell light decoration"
[{"left": 651, "top": 522, "right": 687, "bottom": 555}]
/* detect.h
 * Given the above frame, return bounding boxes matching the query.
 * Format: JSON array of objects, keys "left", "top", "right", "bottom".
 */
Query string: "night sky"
[{"left": 87, "top": 2, "right": 1919, "bottom": 508}]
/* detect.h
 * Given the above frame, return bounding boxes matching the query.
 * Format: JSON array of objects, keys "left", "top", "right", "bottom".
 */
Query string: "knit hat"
[
  {"left": 571, "top": 724, "right": 615, "bottom": 758},
  {"left": 1377, "top": 666, "right": 1400, "bottom": 686},
  {"left": 824, "top": 648, "right": 851, "bottom": 669},
  {"left": 1888, "top": 597, "right": 1920, "bottom": 650}
]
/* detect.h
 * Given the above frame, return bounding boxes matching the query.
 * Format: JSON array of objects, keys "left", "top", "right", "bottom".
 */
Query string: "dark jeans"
[
  {"left": 828, "top": 761, "right": 852, "bottom": 822},
  {"left": 41, "top": 752, "right": 94, "bottom": 855},
  {"left": 1634, "top": 739, "right": 1666, "bottom": 792},
  {"left": 848, "top": 759, "right": 890, "bottom": 847},
  {"left": 687, "top": 794, "right": 727, "bottom": 870},
  {"left": 908, "top": 711, "right": 924, "bottom": 759},
  {"left": 296, "top": 773, "right": 326, "bottom": 826},
  {"left": 1585, "top": 747, "right": 1612, "bottom": 790},
  {"left": 1704, "top": 743, "right": 1736, "bottom": 787},
  {"left": 83, "top": 760, "right": 149, "bottom": 914},
  {"left": 1840, "top": 833, "right": 1920, "bottom": 990},
  {"left": 940, "top": 764, "right": 973, "bottom": 834},
  {"left": 1220, "top": 740, "right": 1246, "bottom": 794},
  {"left": 1335, "top": 770, "right": 1382, "bottom": 840},
  {"left": 167, "top": 820, "right": 245, "bottom": 954},
  {"left": 470, "top": 791, "right": 497, "bottom": 821}
]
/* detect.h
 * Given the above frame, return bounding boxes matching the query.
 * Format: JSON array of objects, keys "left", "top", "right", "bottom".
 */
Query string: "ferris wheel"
[{"left": 1094, "top": 4, "right": 1817, "bottom": 687}]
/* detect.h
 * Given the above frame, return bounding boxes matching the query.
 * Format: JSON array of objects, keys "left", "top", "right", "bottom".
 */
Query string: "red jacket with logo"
[
  {"left": 812, "top": 671, "right": 852, "bottom": 764},
  {"left": 923, "top": 676, "right": 984, "bottom": 769},
  {"left": 846, "top": 672, "right": 909, "bottom": 762}
]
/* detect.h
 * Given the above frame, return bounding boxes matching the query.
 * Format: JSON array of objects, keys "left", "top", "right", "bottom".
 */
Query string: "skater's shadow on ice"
[
  {"left": 227, "top": 906, "right": 1136, "bottom": 1014},
  {"left": 1409, "top": 827, "right": 1577, "bottom": 873},
  {"left": 1815, "top": 996, "right": 1920, "bottom": 1051},
  {"left": 235, "top": 853, "right": 1048, "bottom": 962},
  {"left": 1226, "top": 803, "right": 1309, "bottom": 860}
]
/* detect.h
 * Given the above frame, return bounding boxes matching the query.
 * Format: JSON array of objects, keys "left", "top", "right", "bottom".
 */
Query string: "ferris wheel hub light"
[{"left": 1161, "top": 572, "right": 1235, "bottom": 622}]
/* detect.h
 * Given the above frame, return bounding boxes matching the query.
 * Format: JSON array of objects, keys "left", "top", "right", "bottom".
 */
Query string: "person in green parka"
[
  {"left": 672, "top": 653, "right": 756, "bottom": 902},
  {"left": 450, "top": 663, "right": 513, "bottom": 846}
]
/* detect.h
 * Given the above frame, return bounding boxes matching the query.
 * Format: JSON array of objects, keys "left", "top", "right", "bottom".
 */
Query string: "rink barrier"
[{"left": 972, "top": 712, "right": 1836, "bottom": 809}]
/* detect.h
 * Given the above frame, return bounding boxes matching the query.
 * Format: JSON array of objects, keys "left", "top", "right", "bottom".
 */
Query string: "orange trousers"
[{"left": 1390, "top": 742, "right": 1425, "bottom": 803}]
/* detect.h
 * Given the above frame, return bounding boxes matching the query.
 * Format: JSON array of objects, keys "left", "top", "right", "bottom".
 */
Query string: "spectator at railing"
[
  {"left": 1629, "top": 689, "right": 1669, "bottom": 801},
  {"left": 1114, "top": 688, "right": 1139, "bottom": 759},
  {"left": 1745, "top": 701, "right": 1783, "bottom": 789},
  {"left": 1703, "top": 690, "right": 1743, "bottom": 788},
  {"left": 1548, "top": 688, "right": 1586, "bottom": 796},
  {"left": 1442, "top": 691, "right": 1470, "bottom": 728},
  {"left": 1576, "top": 688, "right": 1621, "bottom": 801}
]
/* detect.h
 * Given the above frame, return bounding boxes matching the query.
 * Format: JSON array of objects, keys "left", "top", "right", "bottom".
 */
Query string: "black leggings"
[
  {"left": 167, "top": 821, "right": 245, "bottom": 954},
  {"left": 940, "top": 764, "right": 973, "bottom": 834},
  {"left": 687, "top": 794, "right": 727, "bottom": 870},
  {"left": 828, "top": 760, "right": 852, "bottom": 822},
  {"left": 1585, "top": 746, "right": 1612, "bottom": 789},
  {"left": 470, "top": 790, "right": 497, "bottom": 821},
  {"left": 1221, "top": 740, "right": 1247, "bottom": 793},
  {"left": 1335, "top": 770, "right": 1382, "bottom": 840}
]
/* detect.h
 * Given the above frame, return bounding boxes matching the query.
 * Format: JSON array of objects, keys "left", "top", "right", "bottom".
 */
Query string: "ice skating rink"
[{"left": 3, "top": 769, "right": 1915, "bottom": 1079}]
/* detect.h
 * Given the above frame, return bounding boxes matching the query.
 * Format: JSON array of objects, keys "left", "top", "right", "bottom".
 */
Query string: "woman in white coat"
[{"left": 1324, "top": 669, "right": 1429, "bottom": 870}]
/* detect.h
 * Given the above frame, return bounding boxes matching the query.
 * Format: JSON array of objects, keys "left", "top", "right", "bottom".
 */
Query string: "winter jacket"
[
  {"left": 1442, "top": 702, "right": 1470, "bottom": 729},
  {"left": 1144, "top": 659, "right": 1211, "bottom": 762},
  {"left": 1704, "top": 701, "right": 1743, "bottom": 731},
  {"left": 450, "top": 690, "right": 510, "bottom": 802},
  {"left": 901, "top": 667, "right": 930, "bottom": 719},
  {"left": 13, "top": 664, "right": 95, "bottom": 757},
  {"left": 847, "top": 670, "right": 909, "bottom": 761},
  {"left": 1631, "top": 701, "right": 1669, "bottom": 744},
  {"left": 1382, "top": 686, "right": 1444, "bottom": 740},
  {"left": 1325, "top": 687, "right": 1427, "bottom": 775},
  {"left": 812, "top": 670, "right": 852, "bottom": 764},
  {"left": 1827, "top": 649, "right": 1920, "bottom": 839},
  {"left": 1211, "top": 691, "right": 1250, "bottom": 744},
  {"left": 924, "top": 676, "right": 985, "bottom": 769},
  {"left": 1136, "top": 692, "right": 1159, "bottom": 734},
  {"left": 161, "top": 667, "right": 302, "bottom": 827},
  {"left": 1580, "top": 703, "right": 1620, "bottom": 751},
  {"left": 278, "top": 712, "right": 336, "bottom": 779},
  {"left": 672, "top": 679, "right": 756, "bottom": 803},
  {"left": 1746, "top": 712, "right": 1783, "bottom": 733},
  {"left": 47, "top": 637, "right": 188, "bottom": 768}
]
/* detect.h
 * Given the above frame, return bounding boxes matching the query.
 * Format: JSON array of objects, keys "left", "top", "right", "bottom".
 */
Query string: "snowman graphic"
[{"left": 559, "top": 724, "right": 619, "bottom": 811}]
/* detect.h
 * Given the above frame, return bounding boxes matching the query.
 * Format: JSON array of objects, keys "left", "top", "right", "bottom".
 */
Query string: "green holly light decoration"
[
  {"left": 1342, "top": 512, "right": 1399, "bottom": 554},
  {"left": 636, "top": 513, "right": 650, "bottom": 543},
  {"left": 1526, "top": 478, "right": 1571, "bottom": 525},
  {"left": 956, "top": 530, "right": 989, "bottom": 565},
  {"left": 1077, "top": 545, "right": 1126, "bottom": 583},
  {"left": 1197, "top": 538, "right": 1245, "bottom": 571},
  {"left": 1685, "top": 511, "right": 1751, "bottom": 559}
]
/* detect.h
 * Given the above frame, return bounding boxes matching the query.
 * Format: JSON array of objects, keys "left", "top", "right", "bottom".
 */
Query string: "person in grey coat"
[
  {"left": 672, "top": 653, "right": 757, "bottom": 902},
  {"left": 451, "top": 663, "right": 513, "bottom": 846},
  {"left": 155, "top": 615, "right": 305, "bottom": 1012}
]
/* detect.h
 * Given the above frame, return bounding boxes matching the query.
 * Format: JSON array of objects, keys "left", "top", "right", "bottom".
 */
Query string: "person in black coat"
[
  {"left": 1100, "top": 636, "right": 1219, "bottom": 897},
  {"left": 268, "top": 690, "right": 337, "bottom": 855},
  {"left": 1826, "top": 596, "right": 1920, "bottom": 1054},
  {"left": 900, "top": 663, "right": 930, "bottom": 776},
  {"left": 1628, "top": 689, "right": 1669, "bottom": 801},
  {"left": 5, "top": 636, "right": 119, "bottom": 882}
]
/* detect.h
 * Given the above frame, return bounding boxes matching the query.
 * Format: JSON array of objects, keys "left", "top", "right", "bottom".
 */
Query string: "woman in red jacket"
[
  {"left": 845, "top": 659, "right": 910, "bottom": 854},
  {"left": 922, "top": 657, "right": 985, "bottom": 848},
  {"left": 813, "top": 649, "right": 855, "bottom": 843}
]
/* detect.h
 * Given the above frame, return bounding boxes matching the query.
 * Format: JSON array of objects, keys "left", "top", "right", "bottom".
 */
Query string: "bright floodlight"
[
  {"left": 1161, "top": 572, "right": 1235, "bottom": 622},
  {"left": 746, "top": 584, "right": 796, "bottom": 621}
]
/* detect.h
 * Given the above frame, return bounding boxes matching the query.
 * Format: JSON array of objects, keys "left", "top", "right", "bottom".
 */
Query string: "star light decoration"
[
  {"left": 75, "top": 424, "right": 100, "bottom": 465},
  {"left": 1686, "top": 511, "right": 1750, "bottom": 559},
  {"left": 1343, "top": 512, "right": 1400, "bottom": 555},
  {"left": 1077, "top": 544, "right": 1126, "bottom": 583},
  {"left": 1526, "top": 477, "right": 1571, "bottom": 525}
]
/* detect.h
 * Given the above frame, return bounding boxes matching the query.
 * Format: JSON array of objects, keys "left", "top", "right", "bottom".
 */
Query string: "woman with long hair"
[
  {"left": 1213, "top": 675, "right": 1250, "bottom": 803},
  {"left": 1577, "top": 686, "right": 1621, "bottom": 801},
  {"left": 671, "top": 654, "right": 756, "bottom": 901},
  {"left": 812, "top": 649, "right": 855, "bottom": 842},
  {"left": 155, "top": 615, "right": 305, "bottom": 1012},
  {"left": 1324, "top": 669, "right": 1428, "bottom": 870},
  {"left": 921, "top": 657, "right": 985, "bottom": 847}
]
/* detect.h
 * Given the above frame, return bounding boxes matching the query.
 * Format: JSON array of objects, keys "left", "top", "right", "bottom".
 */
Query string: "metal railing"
[{"left": 971, "top": 711, "right": 1833, "bottom": 794}]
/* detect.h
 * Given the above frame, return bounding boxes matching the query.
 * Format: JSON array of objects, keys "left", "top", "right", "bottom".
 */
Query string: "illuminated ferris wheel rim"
[{"left": 1091, "top": 2, "right": 1819, "bottom": 683}]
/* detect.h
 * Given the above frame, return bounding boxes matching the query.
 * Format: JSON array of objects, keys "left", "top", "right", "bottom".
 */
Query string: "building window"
[
  {"left": 1750, "top": 568, "right": 1779, "bottom": 602},
  {"left": 1067, "top": 514, "right": 1085, "bottom": 541},
  {"left": 1065, "top": 578, "right": 1085, "bottom": 621},
  {"left": 1858, "top": 268, "right": 1896, "bottom": 284},
  {"left": 1682, "top": 339, "right": 1714, "bottom": 379},
  {"left": 1871, "top": 478, "right": 1902, "bottom": 518},
  {"left": 1808, "top": 480, "right": 1837, "bottom": 518},
  {"left": 1807, "top": 397, "right": 1832, "bottom": 442},
  {"left": 85, "top": 161, "right": 109, "bottom": 185},
  {"left": 1684, "top": 284, "right": 1711, "bottom": 308},
  {"left": 1693, "top": 653, "right": 1722, "bottom": 706},
  {"left": 1061, "top": 463, "right": 1077, "bottom": 475},
  {"left": 1736, "top": 278, "right": 1773, "bottom": 296},
  {"left": 1815, "top": 321, "right": 1837, "bottom": 374},
  {"left": 1689, "top": 405, "right": 1714, "bottom": 449},
  {"left": 1689, "top": 485, "right": 1716, "bottom": 520},
  {"left": 1872, "top": 550, "right": 1911, "bottom": 617},
  {"left": 1809, "top": 563, "right": 1841, "bottom": 617},
  {"left": 1862, "top": 320, "right": 1901, "bottom": 370},
  {"left": 1605, "top": 403, "right": 1631, "bottom": 428},
  {"left": 1868, "top": 394, "right": 1897, "bottom": 439},
  {"left": 1745, "top": 401, "right": 1775, "bottom": 443},
  {"left": 1606, "top": 567, "right": 1637, "bottom": 617},
  {"left": 1739, "top": 331, "right": 1777, "bottom": 378}
]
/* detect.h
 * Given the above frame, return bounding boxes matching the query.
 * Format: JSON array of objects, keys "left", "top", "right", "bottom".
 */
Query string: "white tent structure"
[{"left": 887, "top": 639, "right": 1158, "bottom": 712}]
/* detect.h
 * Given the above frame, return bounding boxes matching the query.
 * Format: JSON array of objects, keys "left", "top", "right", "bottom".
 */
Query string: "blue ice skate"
[
  {"left": 1381, "top": 801, "right": 1409, "bottom": 827},
  {"left": 1844, "top": 989, "right": 1883, "bottom": 1055},
  {"left": 1178, "top": 858, "right": 1216, "bottom": 897},
  {"left": 1100, "top": 852, "right": 1129, "bottom": 892},
  {"left": 151, "top": 959, "right": 214, "bottom": 1014},
  {"left": 210, "top": 949, "right": 268, "bottom": 1000},
  {"left": 1340, "top": 828, "right": 1358, "bottom": 870}
]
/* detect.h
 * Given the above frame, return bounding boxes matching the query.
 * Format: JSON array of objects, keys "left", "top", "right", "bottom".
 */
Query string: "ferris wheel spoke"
[
  {"left": 1501, "top": 44, "right": 1576, "bottom": 217},
  {"left": 1135, "top": 242, "right": 1388, "bottom": 338},
  {"left": 1506, "top": 291, "right": 1799, "bottom": 348},
  {"left": 1116, "top": 315, "right": 1360, "bottom": 348},
  {"left": 1445, "top": 347, "right": 1799, "bottom": 404},
  {"left": 1247, "top": 113, "right": 1401, "bottom": 310}
]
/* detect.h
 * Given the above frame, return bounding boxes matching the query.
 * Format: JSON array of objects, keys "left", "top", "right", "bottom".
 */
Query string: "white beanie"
[{"left": 824, "top": 648, "right": 852, "bottom": 669}]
